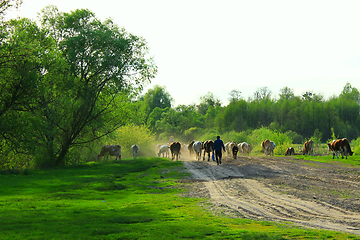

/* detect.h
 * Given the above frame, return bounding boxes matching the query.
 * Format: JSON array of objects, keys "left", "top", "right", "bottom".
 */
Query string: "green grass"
[
  {"left": 295, "top": 153, "right": 360, "bottom": 166},
  {"left": 0, "top": 157, "right": 359, "bottom": 239}
]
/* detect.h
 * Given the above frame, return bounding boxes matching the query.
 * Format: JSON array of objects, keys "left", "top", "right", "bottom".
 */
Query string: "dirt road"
[{"left": 180, "top": 153, "right": 360, "bottom": 235}]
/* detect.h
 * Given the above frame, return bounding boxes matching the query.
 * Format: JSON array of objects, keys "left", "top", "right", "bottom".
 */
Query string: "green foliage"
[
  {"left": 197, "top": 92, "right": 221, "bottom": 115},
  {"left": 352, "top": 137, "right": 360, "bottom": 156},
  {"left": 110, "top": 124, "right": 156, "bottom": 158},
  {"left": 311, "top": 129, "right": 323, "bottom": 146},
  {"left": 284, "top": 130, "right": 304, "bottom": 144},
  {"left": 184, "top": 127, "right": 204, "bottom": 143},
  {"left": 249, "top": 127, "right": 292, "bottom": 155},
  {"left": 0, "top": 0, "right": 21, "bottom": 17},
  {"left": 141, "top": 85, "right": 172, "bottom": 116},
  {"left": 220, "top": 130, "right": 251, "bottom": 144}
]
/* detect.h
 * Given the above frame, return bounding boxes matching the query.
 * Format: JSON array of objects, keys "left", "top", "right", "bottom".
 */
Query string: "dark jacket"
[{"left": 214, "top": 139, "right": 225, "bottom": 151}]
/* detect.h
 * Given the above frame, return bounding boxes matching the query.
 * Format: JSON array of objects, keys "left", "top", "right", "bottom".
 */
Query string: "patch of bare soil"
[{"left": 179, "top": 153, "right": 360, "bottom": 235}]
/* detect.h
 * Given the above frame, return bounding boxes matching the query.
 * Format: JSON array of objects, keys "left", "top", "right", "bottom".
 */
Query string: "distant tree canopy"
[
  {"left": 143, "top": 82, "right": 360, "bottom": 144},
  {"left": 140, "top": 85, "right": 173, "bottom": 116}
]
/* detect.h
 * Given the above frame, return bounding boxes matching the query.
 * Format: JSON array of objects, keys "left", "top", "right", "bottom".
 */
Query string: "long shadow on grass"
[{"left": 0, "top": 158, "right": 175, "bottom": 197}]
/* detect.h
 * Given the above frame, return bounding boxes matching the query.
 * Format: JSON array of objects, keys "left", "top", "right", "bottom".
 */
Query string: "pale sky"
[{"left": 6, "top": 0, "right": 360, "bottom": 106}]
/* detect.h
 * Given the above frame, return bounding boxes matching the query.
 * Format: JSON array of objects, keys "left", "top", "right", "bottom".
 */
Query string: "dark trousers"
[{"left": 215, "top": 150, "right": 222, "bottom": 164}]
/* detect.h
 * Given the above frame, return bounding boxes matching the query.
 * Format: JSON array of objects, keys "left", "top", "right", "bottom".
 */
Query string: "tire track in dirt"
[{"left": 182, "top": 158, "right": 360, "bottom": 235}]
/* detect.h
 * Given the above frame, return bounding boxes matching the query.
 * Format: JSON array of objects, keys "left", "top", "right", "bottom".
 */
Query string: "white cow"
[
  {"left": 270, "top": 141, "right": 276, "bottom": 156},
  {"left": 192, "top": 141, "right": 203, "bottom": 160},
  {"left": 131, "top": 145, "right": 140, "bottom": 159},
  {"left": 225, "top": 141, "right": 236, "bottom": 156},
  {"left": 237, "top": 143, "right": 244, "bottom": 154},
  {"left": 158, "top": 145, "right": 170, "bottom": 158}
]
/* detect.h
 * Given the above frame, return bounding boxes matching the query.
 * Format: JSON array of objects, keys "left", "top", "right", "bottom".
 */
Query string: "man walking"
[{"left": 213, "top": 136, "right": 225, "bottom": 165}]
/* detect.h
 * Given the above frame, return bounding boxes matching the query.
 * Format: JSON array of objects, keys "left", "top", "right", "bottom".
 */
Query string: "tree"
[
  {"left": 228, "top": 89, "right": 242, "bottom": 102},
  {"left": 35, "top": 7, "right": 157, "bottom": 166},
  {"left": 0, "top": 17, "right": 54, "bottom": 168},
  {"left": 253, "top": 86, "right": 272, "bottom": 101},
  {"left": 141, "top": 85, "right": 172, "bottom": 116},
  {"left": 0, "top": 0, "right": 22, "bottom": 18},
  {"left": 340, "top": 82, "right": 360, "bottom": 104},
  {"left": 279, "top": 87, "right": 295, "bottom": 101},
  {"left": 197, "top": 92, "right": 221, "bottom": 115},
  {"left": 0, "top": 6, "right": 157, "bottom": 168}
]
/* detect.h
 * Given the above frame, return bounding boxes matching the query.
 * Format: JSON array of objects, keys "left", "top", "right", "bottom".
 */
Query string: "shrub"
[
  {"left": 249, "top": 127, "right": 292, "bottom": 155},
  {"left": 109, "top": 124, "right": 156, "bottom": 158},
  {"left": 352, "top": 137, "right": 360, "bottom": 156}
]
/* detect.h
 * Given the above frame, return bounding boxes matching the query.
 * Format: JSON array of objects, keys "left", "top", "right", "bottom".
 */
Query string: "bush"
[
  {"left": 183, "top": 127, "right": 204, "bottom": 143},
  {"left": 249, "top": 127, "right": 292, "bottom": 155},
  {"left": 352, "top": 137, "right": 360, "bottom": 156},
  {"left": 109, "top": 124, "right": 156, "bottom": 158},
  {"left": 220, "top": 130, "right": 251, "bottom": 144},
  {"left": 284, "top": 130, "right": 304, "bottom": 144}
]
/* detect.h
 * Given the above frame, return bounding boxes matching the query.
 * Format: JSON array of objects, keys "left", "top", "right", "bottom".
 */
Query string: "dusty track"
[{"left": 179, "top": 153, "right": 360, "bottom": 235}]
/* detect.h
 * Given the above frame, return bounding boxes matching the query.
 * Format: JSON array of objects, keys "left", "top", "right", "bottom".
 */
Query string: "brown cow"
[
  {"left": 98, "top": 145, "right": 121, "bottom": 160},
  {"left": 239, "top": 142, "right": 253, "bottom": 155},
  {"left": 284, "top": 147, "right": 295, "bottom": 156},
  {"left": 303, "top": 139, "right": 314, "bottom": 155},
  {"left": 327, "top": 138, "right": 353, "bottom": 159},
  {"left": 261, "top": 139, "right": 274, "bottom": 156},
  {"left": 169, "top": 142, "right": 181, "bottom": 160}
]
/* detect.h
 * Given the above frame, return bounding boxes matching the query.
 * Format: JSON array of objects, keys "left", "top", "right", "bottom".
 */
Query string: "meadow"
[{"left": 1, "top": 156, "right": 360, "bottom": 240}]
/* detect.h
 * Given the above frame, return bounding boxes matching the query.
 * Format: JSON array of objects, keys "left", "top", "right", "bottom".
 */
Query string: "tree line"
[
  {"left": 142, "top": 83, "right": 360, "bottom": 145},
  {"left": 1, "top": 3, "right": 359, "bottom": 169}
]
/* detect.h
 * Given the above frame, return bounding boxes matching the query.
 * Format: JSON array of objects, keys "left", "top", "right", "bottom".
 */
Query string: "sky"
[{"left": 6, "top": 0, "right": 360, "bottom": 106}]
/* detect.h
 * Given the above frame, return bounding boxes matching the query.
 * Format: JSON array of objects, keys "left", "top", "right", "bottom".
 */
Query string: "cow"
[
  {"left": 188, "top": 140, "right": 195, "bottom": 156},
  {"left": 158, "top": 145, "right": 170, "bottom": 157},
  {"left": 231, "top": 145, "right": 239, "bottom": 159},
  {"left": 303, "top": 139, "right": 314, "bottom": 155},
  {"left": 237, "top": 143, "right": 244, "bottom": 154},
  {"left": 225, "top": 141, "right": 237, "bottom": 156},
  {"left": 327, "top": 138, "right": 354, "bottom": 159},
  {"left": 270, "top": 141, "right": 276, "bottom": 156},
  {"left": 261, "top": 139, "right": 275, "bottom": 156},
  {"left": 261, "top": 139, "right": 271, "bottom": 156},
  {"left": 284, "top": 147, "right": 295, "bottom": 156},
  {"left": 224, "top": 142, "right": 231, "bottom": 155},
  {"left": 98, "top": 145, "right": 121, "bottom": 160},
  {"left": 202, "top": 140, "right": 214, "bottom": 161},
  {"left": 130, "top": 145, "right": 140, "bottom": 159},
  {"left": 170, "top": 142, "right": 181, "bottom": 160},
  {"left": 239, "top": 142, "right": 252, "bottom": 155},
  {"left": 192, "top": 141, "right": 203, "bottom": 160}
]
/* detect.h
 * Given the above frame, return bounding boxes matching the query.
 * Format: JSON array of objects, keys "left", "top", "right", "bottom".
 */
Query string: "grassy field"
[{"left": 1, "top": 157, "right": 360, "bottom": 240}]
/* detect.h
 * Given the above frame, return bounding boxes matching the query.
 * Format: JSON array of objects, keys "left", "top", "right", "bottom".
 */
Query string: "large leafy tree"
[
  {"left": 35, "top": 6, "right": 157, "bottom": 166},
  {"left": 1, "top": 6, "right": 157, "bottom": 168},
  {"left": 0, "top": 18, "right": 54, "bottom": 168}
]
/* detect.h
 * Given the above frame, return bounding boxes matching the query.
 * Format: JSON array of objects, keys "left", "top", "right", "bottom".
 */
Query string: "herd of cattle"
[
  {"left": 97, "top": 138, "right": 354, "bottom": 161},
  {"left": 155, "top": 140, "right": 254, "bottom": 161}
]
